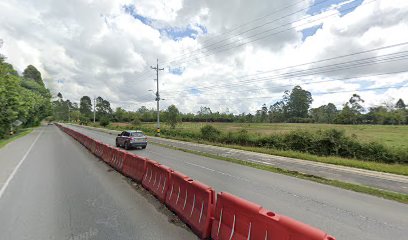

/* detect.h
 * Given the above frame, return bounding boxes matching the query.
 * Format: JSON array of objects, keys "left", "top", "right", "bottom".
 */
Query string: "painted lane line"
[
  {"left": 183, "top": 162, "right": 251, "bottom": 183},
  {"left": 0, "top": 128, "right": 43, "bottom": 199}
]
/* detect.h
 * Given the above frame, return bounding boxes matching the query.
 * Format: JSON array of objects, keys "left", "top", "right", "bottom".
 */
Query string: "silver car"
[{"left": 116, "top": 130, "right": 147, "bottom": 150}]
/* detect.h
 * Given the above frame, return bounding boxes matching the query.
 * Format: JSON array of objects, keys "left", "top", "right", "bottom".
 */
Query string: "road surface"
[
  {"left": 67, "top": 124, "right": 408, "bottom": 240},
  {"left": 0, "top": 126, "right": 197, "bottom": 240}
]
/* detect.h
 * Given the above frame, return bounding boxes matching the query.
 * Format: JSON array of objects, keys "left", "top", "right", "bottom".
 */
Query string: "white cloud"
[{"left": 0, "top": 0, "right": 407, "bottom": 114}]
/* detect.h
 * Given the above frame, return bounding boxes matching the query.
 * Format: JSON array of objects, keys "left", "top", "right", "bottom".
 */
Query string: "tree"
[
  {"left": 165, "top": 105, "right": 181, "bottom": 129},
  {"left": 335, "top": 103, "right": 359, "bottom": 124},
  {"left": 310, "top": 103, "right": 338, "bottom": 123},
  {"left": 395, "top": 98, "right": 406, "bottom": 109},
  {"left": 285, "top": 86, "right": 313, "bottom": 119},
  {"left": 0, "top": 39, "right": 4, "bottom": 61},
  {"left": 114, "top": 107, "right": 128, "bottom": 122},
  {"left": 79, "top": 96, "right": 93, "bottom": 119},
  {"left": 268, "top": 101, "right": 286, "bottom": 122},
  {"left": 349, "top": 94, "right": 365, "bottom": 113},
  {"left": 95, "top": 96, "right": 112, "bottom": 120},
  {"left": 197, "top": 106, "right": 212, "bottom": 122},
  {"left": 0, "top": 58, "right": 51, "bottom": 137},
  {"left": 23, "top": 65, "right": 44, "bottom": 86}
]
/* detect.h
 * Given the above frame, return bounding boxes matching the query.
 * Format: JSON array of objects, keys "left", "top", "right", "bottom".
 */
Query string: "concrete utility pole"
[
  {"left": 93, "top": 97, "right": 96, "bottom": 123},
  {"left": 151, "top": 59, "right": 164, "bottom": 136}
]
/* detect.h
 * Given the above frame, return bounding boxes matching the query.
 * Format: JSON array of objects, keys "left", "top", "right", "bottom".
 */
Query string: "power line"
[
  {"left": 170, "top": 0, "right": 376, "bottom": 66},
  {"left": 162, "top": 48, "right": 408, "bottom": 94},
  {"left": 128, "top": 1, "right": 309, "bottom": 83},
  {"left": 171, "top": 84, "right": 407, "bottom": 101},
  {"left": 133, "top": 0, "right": 371, "bottom": 89},
  {"left": 165, "top": 69, "right": 408, "bottom": 98},
  {"left": 170, "top": 0, "right": 329, "bottom": 62}
]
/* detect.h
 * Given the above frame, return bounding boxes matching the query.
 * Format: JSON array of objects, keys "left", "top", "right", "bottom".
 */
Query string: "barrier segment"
[
  {"left": 165, "top": 171, "right": 215, "bottom": 239},
  {"left": 109, "top": 148, "right": 126, "bottom": 172},
  {"left": 211, "top": 192, "right": 335, "bottom": 240},
  {"left": 94, "top": 141, "right": 105, "bottom": 158},
  {"left": 122, "top": 153, "right": 147, "bottom": 182},
  {"left": 101, "top": 145, "right": 114, "bottom": 163},
  {"left": 142, "top": 160, "right": 172, "bottom": 202}
]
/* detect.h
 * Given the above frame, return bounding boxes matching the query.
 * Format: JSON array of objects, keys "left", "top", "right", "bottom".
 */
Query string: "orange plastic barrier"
[
  {"left": 142, "top": 160, "right": 172, "bottom": 202},
  {"left": 90, "top": 140, "right": 98, "bottom": 154},
  {"left": 94, "top": 141, "right": 104, "bottom": 158},
  {"left": 109, "top": 148, "right": 126, "bottom": 172},
  {"left": 122, "top": 153, "right": 147, "bottom": 182},
  {"left": 211, "top": 192, "right": 335, "bottom": 240},
  {"left": 165, "top": 171, "right": 215, "bottom": 239},
  {"left": 101, "top": 145, "right": 113, "bottom": 163}
]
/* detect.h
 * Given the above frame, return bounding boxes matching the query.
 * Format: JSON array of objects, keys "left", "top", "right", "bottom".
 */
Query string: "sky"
[{"left": 0, "top": 0, "right": 407, "bottom": 114}]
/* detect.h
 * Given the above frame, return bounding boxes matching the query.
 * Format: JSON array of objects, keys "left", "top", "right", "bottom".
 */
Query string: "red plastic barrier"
[
  {"left": 83, "top": 136, "right": 92, "bottom": 149},
  {"left": 122, "top": 153, "right": 147, "bottom": 182},
  {"left": 211, "top": 192, "right": 335, "bottom": 240},
  {"left": 165, "top": 171, "right": 215, "bottom": 239},
  {"left": 101, "top": 145, "right": 113, "bottom": 163},
  {"left": 94, "top": 141, "right": 104, "bottom": 158},
  {"left": 142, "top": 160, "right": 172, "bottom": 202},
  {"left": 90, "top": 140, "right": 98, "bottom": 154},
  {"left": 109, "top": 148, "right": 126, "bottom": 172}
]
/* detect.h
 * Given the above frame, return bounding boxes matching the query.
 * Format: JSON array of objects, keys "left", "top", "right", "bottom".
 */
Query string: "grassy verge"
[
  {"left": 152, "top": 141, "right": 408, "bottom": 204},
  {"left": 0, "top": 128, "right": 34, "bottom": 149}
]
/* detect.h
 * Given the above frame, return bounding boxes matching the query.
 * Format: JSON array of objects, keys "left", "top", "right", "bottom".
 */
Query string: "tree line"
[
  {"left": 250, "top": 86, "right": 407, "bottom": 125},
  {"left": 0, "top": 51, "right": 51, "bottom": 138},
  {"left": 56, "top": 85, "right": 407, "bottom": 129}
]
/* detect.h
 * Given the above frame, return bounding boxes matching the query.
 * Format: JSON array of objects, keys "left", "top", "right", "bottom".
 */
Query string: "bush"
[
  {"left": 79, "top": 115, "right": 89, "bottom": 125},
  {"left": 99, "top": 117, "right": 110, "bottom": 127},
  {"left": 131, "top": 118, "right": 141, "bottom": 126},
  {"left": 200, "top": 125, "right": 221, "bottom": 141}
]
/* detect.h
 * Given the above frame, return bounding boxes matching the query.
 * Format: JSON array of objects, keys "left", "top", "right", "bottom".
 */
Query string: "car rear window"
[{"left": 131, "top": 132, "right": 144, "bottom": 137}]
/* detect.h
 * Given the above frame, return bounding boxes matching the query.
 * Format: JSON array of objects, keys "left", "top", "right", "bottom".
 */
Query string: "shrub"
[
  {"left": 200, "top": 125, "right": 221, "bottom": 141},
  {"left": 131, "top": 118, "right": 141, "bottom": 126},
  {"left": 99, "top": 117, "right": 110, "bottom": 127}
]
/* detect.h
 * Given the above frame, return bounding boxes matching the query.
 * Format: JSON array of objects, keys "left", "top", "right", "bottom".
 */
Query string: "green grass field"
[{"left": 122, "top": 122, "right": 408, "bottom": 149}]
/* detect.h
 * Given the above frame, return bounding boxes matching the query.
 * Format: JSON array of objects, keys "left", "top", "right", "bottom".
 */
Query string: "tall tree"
[
  {"left": 349, "top": 94, "right": 365, "bottom": 113},
  {"left": 165, "top": 105, "right": 181, "bottom": 129},
  {"left": 269, "top": 101, "right": 286, "bottom": 122},
  {"left": 310, "top": 103, "right": 338, "bottom": 123},
  {"left": 95, "top": 96, "right": 112, "bottom": 120},
  {"left": 114, "top": 107, "right": 128, "bottom": 122},
  {"left": 285, "top": 86, "right": 313, "bottom": 119},
  {"left": 23, "top": 65, "right": 44, "bottom": 86},
  {"left": 79, "top": 96, "right": 93, "bottom": 119},
  {"left": 395, "top": 98, "right": 406, "bottom": 109}
]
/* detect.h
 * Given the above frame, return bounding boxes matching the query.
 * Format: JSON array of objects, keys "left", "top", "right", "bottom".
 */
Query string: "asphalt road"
[
  {"left": 67, "top": 124, "right": 408, "bottom": 240},
  {"left": 0, "top": 126, "right": 197, "bottom": 240}
]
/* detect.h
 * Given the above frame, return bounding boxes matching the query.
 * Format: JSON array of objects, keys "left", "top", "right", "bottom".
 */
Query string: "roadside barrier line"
[{"left": 0, "top": 128, "right": 43, "bottom": 199}]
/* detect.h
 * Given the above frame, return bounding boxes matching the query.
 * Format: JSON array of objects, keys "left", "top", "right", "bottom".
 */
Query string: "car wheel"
[
  {"left": 142, "top": 146, "right": 146, "bottom": 149},
  {"left": 116, "top": 140, "right": 120, "bottom": 147},
  {"left": 124, "top": 141, "right": 130, "bottom": 150}
]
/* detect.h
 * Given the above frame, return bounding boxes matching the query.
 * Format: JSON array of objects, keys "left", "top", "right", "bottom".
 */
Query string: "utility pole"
[
  {"left": 151, "top": 59, "right": 164, "bottom": 136},
  {"left": 93, "top": 97, "right": 96, "bottom": 123}
]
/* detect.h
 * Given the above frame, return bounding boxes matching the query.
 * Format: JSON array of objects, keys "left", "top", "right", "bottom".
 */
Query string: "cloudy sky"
[{"left": 1, "top": 0, "right": 407, "bottom": 113}]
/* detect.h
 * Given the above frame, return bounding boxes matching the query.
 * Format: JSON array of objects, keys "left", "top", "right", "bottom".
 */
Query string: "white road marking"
[
  {"left": 184, "top": 162, "right": 251, "bottom": 182},
  {"left": 0, "top": 128, "right": 43, "bottom": 199}
]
